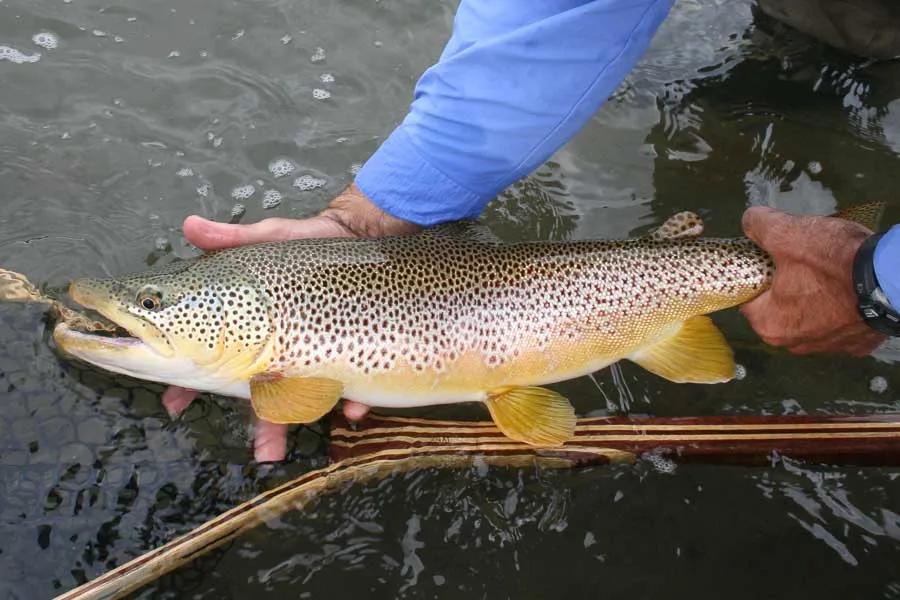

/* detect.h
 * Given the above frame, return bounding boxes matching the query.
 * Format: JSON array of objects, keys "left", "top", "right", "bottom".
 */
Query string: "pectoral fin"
[
  {"left": 629, "top": 316, "right": 735, "bottom": 383},
  {"left": 250, "top": 375, "right": 343, "bottom": 424},
  {"left": 485, "top": 386, "right": 575, "bottom": 446}
]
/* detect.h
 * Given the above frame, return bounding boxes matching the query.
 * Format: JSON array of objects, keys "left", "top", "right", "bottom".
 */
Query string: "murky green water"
[{"left": 2, "top": 0, "right": 900, "bottom": 598}]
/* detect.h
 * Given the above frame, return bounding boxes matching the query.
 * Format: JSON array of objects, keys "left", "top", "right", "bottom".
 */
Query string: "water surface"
[{"left": 1, "top": 0, "right": 900, "bottom": 598}]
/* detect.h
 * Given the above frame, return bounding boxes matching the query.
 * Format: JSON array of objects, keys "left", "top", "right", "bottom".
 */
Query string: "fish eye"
[{"left": 137, "top": 287, "right": 163, "bottom": 311}]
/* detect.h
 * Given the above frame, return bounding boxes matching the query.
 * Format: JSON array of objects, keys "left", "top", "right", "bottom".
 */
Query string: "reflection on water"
[
  {"left": 148, "top": 462, "right": 900, "bottom": 599},
  {"left": 1, "top": 0, "right": 900, "bottom": 597}
]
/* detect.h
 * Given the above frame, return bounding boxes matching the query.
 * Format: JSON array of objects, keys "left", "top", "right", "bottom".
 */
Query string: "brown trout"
[{"left": 52, "top": 212, "right": 774, "bottom": 446}]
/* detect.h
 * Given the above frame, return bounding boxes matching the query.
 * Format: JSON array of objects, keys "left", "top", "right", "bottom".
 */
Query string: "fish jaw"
[
  {"left": 69, "top": 278, "right": 174, "bottom": 358},
  {"left": 52, "top": 323, "right": 251, "bottom": 398}
]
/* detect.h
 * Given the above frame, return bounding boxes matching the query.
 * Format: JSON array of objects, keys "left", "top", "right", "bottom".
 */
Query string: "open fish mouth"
[
  {"left": 54, "top": 304, "right": 131, "bottom": 337},
  {"left": 53, "top": 321, "right": 145, "bottom": 348},
  {"left": 52, "top": 304, "right": 149, "bottom": 354},
  {"left": 52, "top": 278, "right": 174, "bottom": 359}
]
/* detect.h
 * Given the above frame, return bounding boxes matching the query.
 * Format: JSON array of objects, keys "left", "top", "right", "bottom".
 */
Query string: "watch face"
[
  {"left": 862, "top": 305, "right": 881, "bottom": 320},
  {"left": 860, "top": 289, "right": 900, "bottom": 337},
  {"left": 873, "top": 287, "right": 894, "bottom": 308}
]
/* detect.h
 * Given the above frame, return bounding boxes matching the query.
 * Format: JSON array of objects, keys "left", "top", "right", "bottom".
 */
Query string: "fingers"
[
  {"left": 739, "top": 292, "right": 783, "bottom": 344},
  {"left": 183, "top": 215, "right": 353, "bottom": 251},
  {"left": 342, "top": 399, "right": 370, "bottom": 422},
  {"left": 789, "top": 326, "right": 885, "bottom": 356},
  {"left": 162, "top": 386, "right": 199, "bottom": 417},
  {"left": 253, "top": 419, "right": 289, "bottom": 463}
]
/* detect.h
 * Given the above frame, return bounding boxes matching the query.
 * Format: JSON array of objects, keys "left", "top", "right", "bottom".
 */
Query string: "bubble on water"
[
  {"left": 781, "top": 399, "right": 805, "bottom": 415},
  {"left": 230, "top": 203, "right": 246, "bottom": 218},
  {"left": 92, "top": 29, "right": 108, "bottom": 37},
  {"left": 0, "top": 46, "right": 41, "bottom": 64},
  {"left": 167, "top": 50, "right": 181, "bottom": 58},
  {"left": 231, "top": 184, "right": 255, "bottom": 200},
  {"left": 312, "top": 88, "right": 331, "bottom": 100},
  {"left": 644, "top": 451, "right": 677, "bottom": 474},
  {"left": 127, "top": 17, "right": 137, "bottom": 22},
  {"left": 280, "top": 34, "right": 292, "bottom": 45},
  {"left": 319, "top": 73, "right": 334, "bottom": 83},
  {"left": 154, "top": 236, "right": 169, "bottom": 251},
  {"left": 808, "top": 161, "right": 823, "bottom": 175},
  {"left": 870, "top": 376, "right": 888, "bottom": 394},
  {"left": 310, "top": 46, "right": 326, "bottom": 62},
  {"left": 196, "top": 183, "right": 210, "bottom": 197},
  {"left": 114, "top": 36, "right": 124, "bottom": 43},
  {"left": 32, "top": 32, "right": 58, "bottom": 50},
  {"left": 734, "top": 364, "right": 746, "bottom": 380},
  {"left": 176, "top": 167, "right": 193, "bottom": 177},
  {"left": 262, "top": 190, "right": 283, "bottom": 209},
  {"left": 293, "top": 174, "right": 326, "bottom": 191},
  {"left": 268, "top": 158, "right": 295, "bottom": 178},
  {"left": 199, "top": 50, "right": 208, "bottom": 58},
  {"left": 373, "top": 40, "right": 383, "bottom": 47}
]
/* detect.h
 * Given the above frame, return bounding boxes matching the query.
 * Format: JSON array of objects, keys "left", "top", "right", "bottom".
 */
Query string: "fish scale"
[
  {"left": 52, "top": 213, "right": 775, "bottom": 446},
  {"left": 212, "top": 228, "right": 773, "bottom": 403}
]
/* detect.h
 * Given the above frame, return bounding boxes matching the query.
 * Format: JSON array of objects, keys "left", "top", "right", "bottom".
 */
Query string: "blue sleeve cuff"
[
  {"left": 354, "top": 126, "right": 487, "bottom": 226},
  {"left": 355, "top": 0, "right": 672, "bottom": 226},
  {"left": 874, "top": 225, "right": 900, "bottom": 307}
]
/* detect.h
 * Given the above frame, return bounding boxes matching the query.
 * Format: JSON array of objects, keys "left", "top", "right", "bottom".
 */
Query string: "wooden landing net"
[{"left": 56, "top": 412, "right": 900, "bottom": 600}]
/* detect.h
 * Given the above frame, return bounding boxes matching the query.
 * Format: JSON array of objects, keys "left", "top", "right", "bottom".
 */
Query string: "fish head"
[{"left": 52, "top": 257, "right": 275, "bottom": 389}]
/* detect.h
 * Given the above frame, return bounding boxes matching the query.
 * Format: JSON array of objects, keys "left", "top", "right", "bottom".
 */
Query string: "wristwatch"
[{"left": 853, "top": 233, "right": 900, "bottom": 337}]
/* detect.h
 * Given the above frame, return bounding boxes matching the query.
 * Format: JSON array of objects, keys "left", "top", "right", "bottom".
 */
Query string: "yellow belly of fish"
[{"left": 296, "top": 332, "right": 628, "bottom": 408}]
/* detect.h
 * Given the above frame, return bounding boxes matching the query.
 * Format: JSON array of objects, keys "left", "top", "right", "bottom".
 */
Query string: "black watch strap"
[{"left": 853, "top": 232, "right": 900, "bottom": 337}]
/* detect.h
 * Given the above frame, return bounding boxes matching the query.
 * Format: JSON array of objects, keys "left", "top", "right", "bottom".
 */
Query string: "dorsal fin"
[
  {"left": 422, "top": 220, "right": 501, "bottom": 244},
  {"left": 649, "top": 211, "right": 704, "bottom": 240}
]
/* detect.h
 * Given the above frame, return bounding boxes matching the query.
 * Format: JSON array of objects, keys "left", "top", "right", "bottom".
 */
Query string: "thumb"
[
  {"left": 740, "top": 206, "right": 802, "bottom": 251},
  {"left": 183, "top": 215, "right": 353, "bottom": 250}
]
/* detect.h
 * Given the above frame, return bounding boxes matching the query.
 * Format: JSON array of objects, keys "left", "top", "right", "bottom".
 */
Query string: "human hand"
[
  {"left": 163, "top": 184, "right": 419, "bottom": 462},
  {"left": 740, "top": 206, "right": 886, "bottom": 356}
]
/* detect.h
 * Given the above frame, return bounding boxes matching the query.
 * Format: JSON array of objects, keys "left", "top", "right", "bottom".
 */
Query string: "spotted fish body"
[
  {"left": 53, "top": 213, "right": 773, "bottom": 446},
  {"left": 253, "top": 230, "right": 771, "bottom": 405}
]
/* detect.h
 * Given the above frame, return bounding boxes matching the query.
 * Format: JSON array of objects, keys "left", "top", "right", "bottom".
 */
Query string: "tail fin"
[{"left": 833, "top": 202, "right": 886, "bottom": 232}]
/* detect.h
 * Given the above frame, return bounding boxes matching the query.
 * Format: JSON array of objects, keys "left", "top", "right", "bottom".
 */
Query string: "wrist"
[
  {"left": 853, "top": 232, "right": 900, "bottom": 336},
  {"left": 318, "top": 183, "right": 421, "bottom": 238}
]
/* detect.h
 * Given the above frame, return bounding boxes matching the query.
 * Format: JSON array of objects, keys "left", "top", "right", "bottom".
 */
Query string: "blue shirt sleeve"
[
  {"left": 355, "top": 0, "right": 674, "bottom": 226},
  {"left": 874, "top": 225, "right": 900, "bottom": 307}
]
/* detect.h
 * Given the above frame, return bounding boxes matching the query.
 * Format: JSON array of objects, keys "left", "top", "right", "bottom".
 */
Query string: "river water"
[{"left": 1, "top": 0, "right": 899, "bottom": 598}]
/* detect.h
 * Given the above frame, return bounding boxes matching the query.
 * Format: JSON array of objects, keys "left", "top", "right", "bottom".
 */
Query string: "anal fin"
[
  {"left": 250, "top": 375, "right": 343, "bottom": 424},
  {"left": 629, "top": 316, "right": 735, "bottom": 383},
  {"left": 485, "top": 386, "right": 575, "bottom": 446}
]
